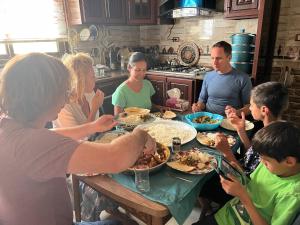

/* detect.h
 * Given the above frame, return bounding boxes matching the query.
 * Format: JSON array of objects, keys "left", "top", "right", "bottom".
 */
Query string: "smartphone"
[
  {"left": 217, "top": 157, "right": 248, "bottom": 185},
  {"left": 214, "top": 168, "right": 233, "bottom": 181}
]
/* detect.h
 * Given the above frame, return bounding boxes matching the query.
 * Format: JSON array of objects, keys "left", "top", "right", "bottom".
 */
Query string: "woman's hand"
[
  {"left": 93, "top": 115, "right": 118, "bottom": 132},
  {"left": 143, "top": 135, "right": 156, "bottom": 155},
  {"left": 132, "top": 128, "right": 156, "bottom": 155},
  {"left": 91, "top": 89, "right": 104, "bottom": 112}
]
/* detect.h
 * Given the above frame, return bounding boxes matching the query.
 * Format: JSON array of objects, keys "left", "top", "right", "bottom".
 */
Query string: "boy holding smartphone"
[{"left": 193, "top": 121, "right": 300, "bottom": 225}]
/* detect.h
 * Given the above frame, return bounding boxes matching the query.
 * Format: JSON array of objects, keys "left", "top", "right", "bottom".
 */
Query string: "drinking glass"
[{"left": 134, "top": 168, "right": 150, "bottom": 193}]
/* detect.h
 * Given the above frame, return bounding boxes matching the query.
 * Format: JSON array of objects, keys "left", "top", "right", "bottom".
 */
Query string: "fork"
[{"left": 166, "top": 172, "right": 193, "bottom": 183}]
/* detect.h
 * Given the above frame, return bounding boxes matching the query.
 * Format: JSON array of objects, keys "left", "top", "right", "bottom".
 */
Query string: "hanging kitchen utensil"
[
  {"left": 89, "top": 25, "right": 98, "bottom": 41},
  {"left": 177, "top": 42, "right": 200, "bottom": 66}
]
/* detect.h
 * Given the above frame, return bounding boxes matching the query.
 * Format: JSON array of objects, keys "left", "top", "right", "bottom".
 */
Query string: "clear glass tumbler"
[{"left": 134, "top": 168, "right": 150, "bottom": 193}]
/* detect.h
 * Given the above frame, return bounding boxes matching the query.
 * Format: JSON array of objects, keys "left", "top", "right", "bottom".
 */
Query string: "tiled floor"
[{"left": 100, "top": 205, "right": 201, "bottom": 225}]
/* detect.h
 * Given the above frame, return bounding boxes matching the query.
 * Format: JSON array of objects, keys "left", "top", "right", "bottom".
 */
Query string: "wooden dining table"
[
  {"left": 72, "top": 174, "right": 171, "bottom": 225},
  {"left": 73, "top": 114, "right": 244, "bottom": 225}
]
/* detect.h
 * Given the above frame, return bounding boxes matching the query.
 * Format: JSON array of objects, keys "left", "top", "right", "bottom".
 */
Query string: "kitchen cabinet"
[
  {"left": 127, "top": 0, "right": 157, "bottom": 25},
  {"left": 146, "top": 73, "right": 202, "bottom": 107},
  {"left": 167, "top": 77, "right": 193, "bottom": 103},
  {"left": 64, "top": 0, "right": 156, "bottom": 25},
  {"left": 95, "top": 75, "right": 127, "bottom": 115},
  {"left": 146, "top": 74, "right": 166, "bottom": 106},
  {"left": 65, "top": 0, "right": 126, "bottom": 25},
  {"left": 224, "top": 0, "right": 259, "bottom": 19}
]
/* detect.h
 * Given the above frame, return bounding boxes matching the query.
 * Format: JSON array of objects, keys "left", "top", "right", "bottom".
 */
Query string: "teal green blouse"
[{"left": 112, "top": 79, "right": 155, "bottom": 109}]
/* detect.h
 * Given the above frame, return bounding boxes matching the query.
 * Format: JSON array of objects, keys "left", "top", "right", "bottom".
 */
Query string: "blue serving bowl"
[{"left": 185, "top": 112, "right": 223, "bottom": 131}]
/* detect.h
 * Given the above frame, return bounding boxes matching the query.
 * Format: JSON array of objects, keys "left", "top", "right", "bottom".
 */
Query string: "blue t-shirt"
[{"left": 198, "top": 68, "right": 252, "bottom": 115}]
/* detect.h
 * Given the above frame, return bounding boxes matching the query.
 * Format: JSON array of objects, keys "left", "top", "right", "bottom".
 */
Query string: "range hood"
[
  {"left": 172, "top": 7, "right": 214, "bottom": 18},
  {"left": 159, "top": 0, "right": 216, "bottom": 19}
]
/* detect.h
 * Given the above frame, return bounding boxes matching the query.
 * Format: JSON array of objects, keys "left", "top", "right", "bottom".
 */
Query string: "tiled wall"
[
  {"left": 140, "top": 12, "right": 257, "bottom": 66},
  {"left": 71, "top": 13, "right": 258, "bottom": 66},
  {"left": 271, "top": 0, "right": 300, "bottom": 126}
]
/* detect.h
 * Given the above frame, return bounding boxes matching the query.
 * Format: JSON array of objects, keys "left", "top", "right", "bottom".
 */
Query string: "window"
[
  {"left": 0, "top": 0, "right": 66, "bottom": 56},
  {"left": 0, "top": 44, "right": 6, "bottom": 55},
  {"left": 13, "top": 42, "right": 58, "bottom": 54}
]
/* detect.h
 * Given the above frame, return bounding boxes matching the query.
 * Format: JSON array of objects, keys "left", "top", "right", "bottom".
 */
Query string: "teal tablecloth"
[
  {"left": 112, "top": 161, "right": 213, "bottom": 225},
  {"left": 111, "top": 139, "right": 225, "bottom": 225}
]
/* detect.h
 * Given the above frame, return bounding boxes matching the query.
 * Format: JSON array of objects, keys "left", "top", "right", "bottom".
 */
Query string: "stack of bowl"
[{"left": 231, "top": 29, "right": 255, "bottom": 75}]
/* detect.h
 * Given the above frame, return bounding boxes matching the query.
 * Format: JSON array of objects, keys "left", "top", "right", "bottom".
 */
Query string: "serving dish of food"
[
  {"left": 167, "top": 148, "right": 217, "bottom": 174},
  {"left": 127, "top": 142, "right": 171, "bottom": 174},
  {"left": 221, "top": 118, "right": 254, "bottom": 131},
  {"left": 196, "top": 132, "right": 236, "bottom": 148},
  {"left": 137, "top": 120, "right": 197, "bottom": 146},
  {"left": 185, "top": 112, "right": 223, "bottom": 130}
]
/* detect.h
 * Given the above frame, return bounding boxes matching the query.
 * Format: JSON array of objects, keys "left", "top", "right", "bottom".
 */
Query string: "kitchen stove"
[{"left": 148, "top": 64, "right": 212, "bottom": 77}]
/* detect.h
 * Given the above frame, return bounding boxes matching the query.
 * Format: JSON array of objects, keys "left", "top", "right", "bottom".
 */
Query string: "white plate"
[
  {"left": 221, "top": 118, "right": 254, "bottom": 131},
  {"left": 118, "top": 114, "right": 156, "bottom": 126},
  {"left": 79, "top": 28, "right": 90, "bottom": 41},
  {"left": 167, "top": 148, "right": 217, "bottom": 174},
  {"left": 137, "top": 120, "right": 197, "bottom": 146},
  {"left": 94, "top": 130, "right": 128, "bottom": 143},
  {"left": 196, "top": 132, "right": 236, "bottom": 148}
]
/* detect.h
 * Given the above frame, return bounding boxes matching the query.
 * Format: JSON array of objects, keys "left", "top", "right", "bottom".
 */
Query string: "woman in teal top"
[{"left": 112, "top": 52, "right": 155, "bottom": 115}]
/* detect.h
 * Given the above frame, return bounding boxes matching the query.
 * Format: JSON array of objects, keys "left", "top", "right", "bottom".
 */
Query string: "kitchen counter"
[
  {"left": 147, "top": 70, "right": 206, "bottom": 80},
  {"left": 95, "top": 70, "right": 129, "bottom": 82},
  {"left": 96, "top": 70, "right": 206, "bottom": 81}
]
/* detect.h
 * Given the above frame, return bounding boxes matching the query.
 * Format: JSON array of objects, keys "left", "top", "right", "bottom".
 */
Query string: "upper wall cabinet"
[
  {"left": 65, "top": 0, "right": 126, "bottom": 25},
  {"left": 65, "top": 0, "right": 156, "bottom": 25},
  {"left": 127, "top": 0, "right": 157, "bottom": 25},
  {"left": 224, "top": 0, "right": 259, "bottom": 19}
]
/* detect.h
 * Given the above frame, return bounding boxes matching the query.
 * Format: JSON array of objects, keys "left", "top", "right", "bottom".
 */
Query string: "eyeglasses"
[{"left": 133, "top": 68, "right": 147, "bottom": 72}]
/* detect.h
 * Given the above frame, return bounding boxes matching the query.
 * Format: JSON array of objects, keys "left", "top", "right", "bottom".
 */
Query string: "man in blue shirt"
[{"left": 192, "top": 41, "right": 252, "bottom": 116}]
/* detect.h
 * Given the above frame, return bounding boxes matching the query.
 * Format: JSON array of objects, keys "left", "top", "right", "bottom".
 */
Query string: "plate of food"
[
  {"left": 117, "top": 113, "right": 156, "bottom": 126},
  {"left": 196, "top": 132, "right": 236, "bottom": 148},
  {"left": 137, "top": 120, "right": 197, "bottom": 146},
  {"left": 94, "top": 130, "right": 128, "bottom": 143},
  {"left": 124, "top": 107, "right": 150, "bottom": 116},
  {"left": 167, "top": 148, "right": 217, "bottom": 174},
  {"left": 127, "top": 142, "right": 171, "bottom": 174},
  {"left": 151, "top": 110, "right": 177, "bottom": 120},
  {"left": 221, "top": 118, "right": 254, "bottom": 131}
]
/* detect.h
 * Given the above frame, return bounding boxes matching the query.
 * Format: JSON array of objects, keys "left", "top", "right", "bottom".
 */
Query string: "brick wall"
[{"left": 271, "top": 0, "right": 300, "bottom": 126}]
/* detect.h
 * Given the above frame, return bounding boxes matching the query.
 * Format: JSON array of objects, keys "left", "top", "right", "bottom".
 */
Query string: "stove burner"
[{"left": 151, "top": 64, "right": 211, "bottom": 76}]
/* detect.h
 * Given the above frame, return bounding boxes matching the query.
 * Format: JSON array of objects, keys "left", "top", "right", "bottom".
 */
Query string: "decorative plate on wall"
[
  {"left": 79, "top": 28, "right": 90, "bottom": 41},
  {"left": 177, "top": 42, "right": 200, "bottom": 66}
]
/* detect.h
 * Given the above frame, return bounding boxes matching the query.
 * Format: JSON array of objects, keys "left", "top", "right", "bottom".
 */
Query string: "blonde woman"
[
  {"left": 54, "top": 53, "right": 104, "bottom": 128},
  {"left": 54, "top": 53, "right": 127, "bottom": 221}
]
